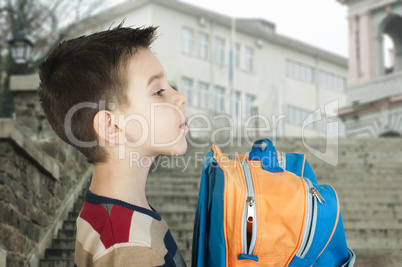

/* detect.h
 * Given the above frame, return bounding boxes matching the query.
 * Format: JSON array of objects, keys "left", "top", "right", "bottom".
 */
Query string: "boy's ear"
[{"left": 93, "top": 110, "right": 127, "bottom": 146}]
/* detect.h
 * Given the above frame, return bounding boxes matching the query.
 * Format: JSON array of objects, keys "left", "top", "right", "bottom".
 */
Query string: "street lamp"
[{"left": 0, "top": 7, "right": 34, "bottom": 64}]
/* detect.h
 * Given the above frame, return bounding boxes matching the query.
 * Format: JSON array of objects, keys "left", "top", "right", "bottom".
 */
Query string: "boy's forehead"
[{"left": 126, "top": 48, "right": 165, "bottom": 87}]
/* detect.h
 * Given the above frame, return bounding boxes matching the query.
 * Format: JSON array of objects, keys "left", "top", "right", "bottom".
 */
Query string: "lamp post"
[{"left": 0, "top": 7, "right": 34, "bottom": 64}]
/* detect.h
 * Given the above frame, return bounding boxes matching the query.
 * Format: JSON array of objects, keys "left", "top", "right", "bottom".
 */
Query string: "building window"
[
  {"left": 198, "top": 32, "right": 209, "bottom": 59},
  {"left": 235, "top": 43, "right": 241, "bottom": 68},
  {"left": 198, "top": 82, "right": 209, "bottom": 108},
  {"left": 244, "top": 47, "right": 254, "bottom": 72},
  {"left": 287, "top": 106, "right": 314, "bottom": 127},
  {"left": 245, "top": 94, "right": 256, "bottom": 118},
  {"left": 231, "top": 91, "right": 241, "bottom": 117},
  {"left": 214, "top": 37, "right": 225, "bottom": 64},
  {"left": 214, "top": 86, "right": 225, "bottom": 112},
  {"left": 182, "top": 28, "right": 193, "bottom": 55},
  {"left": 181, "top": 77, "right": 193, "bottom": 104},
  {"left": 286, "top": 59, "right": 314, "bottom": 83},
  {"left": 319, "top": 71, "right": 346, "bottom": 92}
]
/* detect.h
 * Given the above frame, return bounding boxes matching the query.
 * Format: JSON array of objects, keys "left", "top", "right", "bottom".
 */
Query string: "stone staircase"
[
  {"left": 303, "top": 138, "right": 402, "bottom": 267},
  {"left": 40, "top": 181, "right": 90, "bottom": 267},
  {"left": 40, "top": 137, "right": 402, "bottom": 267}
]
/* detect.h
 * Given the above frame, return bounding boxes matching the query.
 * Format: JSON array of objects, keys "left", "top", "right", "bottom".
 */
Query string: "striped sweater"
[{"left": 74, "top": 189, "right": 186, "bottom": 266}]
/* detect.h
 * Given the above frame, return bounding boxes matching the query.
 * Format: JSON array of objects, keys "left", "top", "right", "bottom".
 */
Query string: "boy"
[{"left": 38, "top": 24, "right": 189, "bottom": 266}]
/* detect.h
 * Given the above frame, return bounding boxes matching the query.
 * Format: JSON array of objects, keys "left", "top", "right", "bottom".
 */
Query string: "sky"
[
  {"left": 180, "top": 0, "right": 349, "bottom": 57},
  {"left": 103, "top": 0, "right": 350, "bottom": 58}
]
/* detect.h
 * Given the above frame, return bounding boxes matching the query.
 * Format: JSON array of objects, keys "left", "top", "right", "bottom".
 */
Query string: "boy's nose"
[{"left": 172, "top": 88, "right": 187, "bottom": 108}]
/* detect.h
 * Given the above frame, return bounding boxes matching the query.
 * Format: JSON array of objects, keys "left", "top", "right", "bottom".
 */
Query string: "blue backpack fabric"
[{"left": 192, "top": 138, "right": 355, "bottom": 266}]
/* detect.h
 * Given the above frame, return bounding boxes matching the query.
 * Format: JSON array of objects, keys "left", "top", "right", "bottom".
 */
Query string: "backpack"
[{"left": 191, "top": 138, "right": 356, "bottom": 266}]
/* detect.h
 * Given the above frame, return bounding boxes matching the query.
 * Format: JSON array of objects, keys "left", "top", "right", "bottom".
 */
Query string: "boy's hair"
[{"left": 38, "top": 23, "right": 158, "bottom": 164}]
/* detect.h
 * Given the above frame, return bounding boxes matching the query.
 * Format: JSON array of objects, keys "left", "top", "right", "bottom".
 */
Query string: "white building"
[{"left": 69, "top": 0, "right": 347, "bottom": 141}]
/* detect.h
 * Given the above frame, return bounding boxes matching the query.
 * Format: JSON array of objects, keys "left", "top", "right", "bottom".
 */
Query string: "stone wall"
[
  {"left": 0, "top": 116, "right": 90, "bottom": 267},
  {"left": 10, "top": 74, "right": 56, "bottom": 142}
]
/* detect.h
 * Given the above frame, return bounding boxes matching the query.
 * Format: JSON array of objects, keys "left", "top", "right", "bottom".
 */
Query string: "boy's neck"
[{"left": 89, "top": 154, "right": 156, "bottom": 211}]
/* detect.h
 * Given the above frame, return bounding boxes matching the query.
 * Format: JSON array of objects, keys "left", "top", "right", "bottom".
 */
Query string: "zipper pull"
[
  {"left": 246, "top": 196, "right": 254, "bottom": 223},
  {"left": 310, "top": 187, "right": 326, "bottom": 205}
]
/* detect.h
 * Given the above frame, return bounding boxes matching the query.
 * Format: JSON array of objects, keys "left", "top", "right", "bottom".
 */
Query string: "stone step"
[
  {"left": 318, "top": 173, "right": 402, "bottom": 180},
  {"left": 354, "top": 258, "right": 400, "bottom": 267},
  {"left": 352, "top": 249, "right": 402, "bottom": 267},
  {"left": 346, "top": 229, "right": 402, "bottom": 249},
  {"left": 158, "top": 209, "right": 195, "bottom": 219},
  {"left": 339, "top": 199, "right": 402, "bottom": 207},
  {"left": 73, "top": 202, "right": 84, "bottom": 212},
  {"left": 314, "top": 168, "right": 402, "bottom": 175},
  {"left": 51, "top": 238, "right": 75, "bottom": 249},
  {"left": 147, "top": 191, "right": 198, "bottom": 199},
  {"left": 170, "top": 227, "right": 195, "bottom": 241},
  {"left": 174, "top": 237, "right": 192, "bottom": 250},
  {"left": 45, "top": 248, "right": 75, "bottom": 259},
  {"left": 145, "top": 185, "right": 200, "bottom": 193},
  {"left": 146, "top": 190, "right": 199, "bottom": 197},
  {"left": 62, "top": 220, "right": 76, "bottom": 231},
  {"left": 147, "top": 179, "right": 200, "bottom": 185},
  {"left": 332, "top": 184, "right": 402, "bottom": 191},
  {"left": 40, "top": 259, "right": 74, "bottom": 267},
  {"left": 180, "top": 248, "right": 192, "bottom": 267},
  {"left": 338, "top": 194, "right": 402, "bottom": 202},
  {"left": 342, "top": 205, "right": 402, "bottom": 214},
  {"left": 340, "top": 203, "right": 402, "bottom": 213},
  {"left": 58, "top": 229, "right": 76, "bottom": 239},
  {"left": 344, "top": 219, "right": 402, "bottom": 229},
  {"left": 149, "top": 202, "right": 197, "bottom": 210},
  {"left": 342, "top": 210, "right": 402, "bottom": 220},
  {"left": 68, "top": 211, "right": 79, "bottom": 221}
]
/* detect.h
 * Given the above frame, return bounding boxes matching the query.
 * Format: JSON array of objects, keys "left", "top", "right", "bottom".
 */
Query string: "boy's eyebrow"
[{"left": 147, "top": 72, "right": 164, "bottom": 87}]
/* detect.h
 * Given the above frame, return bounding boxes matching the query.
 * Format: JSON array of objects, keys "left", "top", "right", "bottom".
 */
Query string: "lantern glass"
[
  {"left": 10, "top": 40, "right": 30, "bottom": 64},
  {"left": 8, "top": 31, "right": 33, "bottom": 64}
]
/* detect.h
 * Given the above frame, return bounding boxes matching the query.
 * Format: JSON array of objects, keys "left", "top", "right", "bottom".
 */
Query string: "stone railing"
[
  {"left": 0, "top": 73, "right": 92, "bottom": 266},
  {"left": 0, "top": 118, "right": 91, "bottom": 266},
  {"left": 347, "top": 71, "right": 402, "bottom": 105}
]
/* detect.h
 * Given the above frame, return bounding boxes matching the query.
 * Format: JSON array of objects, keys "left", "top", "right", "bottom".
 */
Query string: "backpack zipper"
[
  {"left": 296, "top": 177, "right": 326, "bottom": 258},
  {"left": 239, "top": 160, "right": 257, "bottom": 255}
]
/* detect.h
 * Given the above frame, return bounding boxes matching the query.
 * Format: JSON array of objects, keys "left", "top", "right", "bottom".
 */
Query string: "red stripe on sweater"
[
  {"left": 79, "top": 201, "right": 115, "bottom": 249},
  {"left": 109, "top": 205, "right": 134, "bottom": 243}
]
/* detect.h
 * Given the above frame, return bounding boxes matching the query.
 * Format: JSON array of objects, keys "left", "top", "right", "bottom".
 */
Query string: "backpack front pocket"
[
  {"left": 294, "top": 178, "right": 340, "bottom": 263},
  {"left": 238, "top": 160, "right": 259, "bottom": 261}
]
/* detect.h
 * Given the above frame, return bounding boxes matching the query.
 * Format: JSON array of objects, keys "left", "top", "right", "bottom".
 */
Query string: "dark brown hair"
[{"left": 38, "top": 23, "right": 158, "bottom": 164}]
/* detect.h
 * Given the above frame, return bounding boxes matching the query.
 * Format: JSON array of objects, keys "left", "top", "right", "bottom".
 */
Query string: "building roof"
[{"left": 70, "top": 0, "right": 347, "bottom": 67}]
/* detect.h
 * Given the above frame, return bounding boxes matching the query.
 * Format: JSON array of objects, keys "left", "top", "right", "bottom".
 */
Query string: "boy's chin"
[{"left": 162, "top": 138, "right": 188, "bottom": 156}]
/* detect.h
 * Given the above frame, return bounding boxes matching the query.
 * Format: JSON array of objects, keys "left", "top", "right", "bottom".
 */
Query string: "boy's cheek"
[
  {"left": 153, "top": 105, "right": 184, "bottom": 124},
  {"left": 123, "top": 119, "right": 149, "bottom": 143}
]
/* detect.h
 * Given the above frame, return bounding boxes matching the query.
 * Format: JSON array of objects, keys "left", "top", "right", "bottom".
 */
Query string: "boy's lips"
[{"left": 179, "top": 116, "right": 189, "bottom": 130}]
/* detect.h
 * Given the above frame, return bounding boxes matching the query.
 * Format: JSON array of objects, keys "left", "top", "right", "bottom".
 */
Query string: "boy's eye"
[{"left": 154, "top": 89, "right": 166, "bottom": 96}]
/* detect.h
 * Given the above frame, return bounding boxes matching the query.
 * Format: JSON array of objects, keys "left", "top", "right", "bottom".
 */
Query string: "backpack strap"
[{"left": 249, "top": 139, "right": 284, "bottom": 173}]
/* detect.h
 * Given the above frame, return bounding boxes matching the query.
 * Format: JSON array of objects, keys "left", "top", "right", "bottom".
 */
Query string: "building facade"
[
  {"left": 69, "top": 0, "right": 347, "bottom": 141},
  {"left": 338, "top": 0, "right": 402, "bottom": 137}
]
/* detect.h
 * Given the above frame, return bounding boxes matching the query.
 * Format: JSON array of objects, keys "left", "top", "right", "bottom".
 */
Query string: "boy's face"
[{"left": 116, "top": 48, "right": 188, "bottom": 157}]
